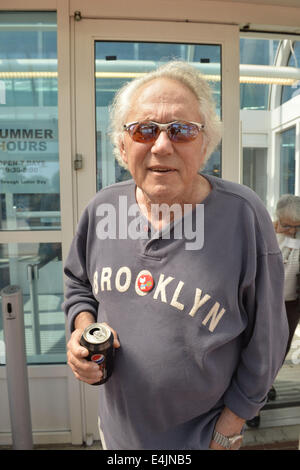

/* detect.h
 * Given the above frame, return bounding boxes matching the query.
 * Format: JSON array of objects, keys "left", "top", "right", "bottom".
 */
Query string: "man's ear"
[{"left": 119, "top": 137, "right": 128, "bottom": 165}]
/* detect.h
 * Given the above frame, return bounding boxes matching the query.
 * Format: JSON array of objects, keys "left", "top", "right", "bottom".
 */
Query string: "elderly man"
[
  {"left": 63, "top": 61, "right": 288, "bottom": 450},
  {"left": 274, "top": 194, "right": 300, "bottom": 355},
  {"left": 247, "top": 194, "right": 300, "bottom": 429}
]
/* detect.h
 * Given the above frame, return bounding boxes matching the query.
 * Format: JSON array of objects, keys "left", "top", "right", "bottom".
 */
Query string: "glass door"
[
  {"left": 0, "top": 12, "right": 71, "bottom": 446},
  {"left": 0, "top": 12, "right": 65, "bottom": 363},
  {"left": 73, "top": 18, "right": 239, "bottom": 441}
]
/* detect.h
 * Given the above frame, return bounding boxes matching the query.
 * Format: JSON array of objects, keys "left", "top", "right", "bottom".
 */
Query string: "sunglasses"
[
  {"left": 279, "top": 220, "right": 300, "bottom": 230},
  {"left": 123, "top": 120, "right": 205, "bottom": 143}
]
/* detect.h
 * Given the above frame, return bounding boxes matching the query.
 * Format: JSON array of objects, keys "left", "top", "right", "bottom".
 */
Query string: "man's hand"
[{"left": 67, "top": 312, "right": 120, "bottom": 384}]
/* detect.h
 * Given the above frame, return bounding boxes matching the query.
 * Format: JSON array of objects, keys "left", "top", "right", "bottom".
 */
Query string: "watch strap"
[{"left": 212, "top": 430, "right": 243, "bottom": 449}]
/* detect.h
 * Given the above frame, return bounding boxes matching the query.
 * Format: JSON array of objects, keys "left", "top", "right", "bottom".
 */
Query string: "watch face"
[{"left": 229, "top": 435, "right": 243, "bottom": 450}]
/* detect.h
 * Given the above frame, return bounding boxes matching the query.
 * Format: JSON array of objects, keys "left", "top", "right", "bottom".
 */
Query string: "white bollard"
[{"left": 1, "top": 285, "right": 33, "bottom": 450}]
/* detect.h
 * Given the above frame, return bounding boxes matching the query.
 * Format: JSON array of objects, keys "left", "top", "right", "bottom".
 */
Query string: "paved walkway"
[{"left": 242, "top": 440, "right": 298, "bottom": 450}]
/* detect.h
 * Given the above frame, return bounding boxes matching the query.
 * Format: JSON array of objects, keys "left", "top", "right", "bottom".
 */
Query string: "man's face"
[
  {"left": 119, "top": 78, "right": 207, "bottom": 207},
  {"left": 277, "top": 217, "right": 300, "bottom": 238}
]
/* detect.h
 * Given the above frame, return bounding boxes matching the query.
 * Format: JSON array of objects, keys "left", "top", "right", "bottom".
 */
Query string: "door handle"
[{"left": 74, "top": 153, "right": 83, "bottom": 170}]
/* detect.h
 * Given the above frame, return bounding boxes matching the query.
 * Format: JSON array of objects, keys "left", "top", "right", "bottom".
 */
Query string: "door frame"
[{"left": 71, "top": 17, "right": 240, "bottom": 441}]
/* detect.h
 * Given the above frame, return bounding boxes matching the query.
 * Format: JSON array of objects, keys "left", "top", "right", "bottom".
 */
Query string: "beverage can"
[{"left": 80, "top": 323, "right": 114, "bottom": 385}]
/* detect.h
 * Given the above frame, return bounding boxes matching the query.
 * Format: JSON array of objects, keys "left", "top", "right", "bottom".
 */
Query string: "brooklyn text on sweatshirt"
[{"left": 93, "top": 266, "right": 224, "bottom": 332}]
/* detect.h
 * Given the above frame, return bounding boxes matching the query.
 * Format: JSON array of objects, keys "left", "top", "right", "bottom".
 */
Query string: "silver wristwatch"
[{"left": 212, "top": 430, "right": 243, "bottom": 450}]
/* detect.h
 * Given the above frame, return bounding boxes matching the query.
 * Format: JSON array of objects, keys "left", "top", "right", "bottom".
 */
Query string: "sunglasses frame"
[
  {"left": 123, "top": 120, "right": 205, "bottom": 143},
  {"left": 279, "top": 219, "right": 300, "bottom": 230}
]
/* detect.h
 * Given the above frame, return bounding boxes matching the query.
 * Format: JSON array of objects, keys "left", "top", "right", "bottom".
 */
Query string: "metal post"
[
  {"left": 1, "top": 285, "right": 33, "bottom": 450},
  {"left": 27, "top": 264, "right": 41, "bottom": 355}
]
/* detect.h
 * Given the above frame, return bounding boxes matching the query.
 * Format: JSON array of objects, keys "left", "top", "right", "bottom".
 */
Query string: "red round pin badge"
[{"left": 137, "top": 274, "right": 154, "bottom": 292}]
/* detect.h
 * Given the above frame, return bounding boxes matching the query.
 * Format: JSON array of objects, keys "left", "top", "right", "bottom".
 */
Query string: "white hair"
[
  {"left": 109, "top": 60, "right": 222, "bottom": 169},
  {"left": 276, "top": 194, "right": 300, "bottom": 222}
]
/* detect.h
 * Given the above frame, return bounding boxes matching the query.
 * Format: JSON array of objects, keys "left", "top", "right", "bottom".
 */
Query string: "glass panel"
[
  {"left": 94, "top": 41, "right": 221, "bottom": 191},
  {"left": 281, "top": 41, "right": 300, "bottom": 105},
  {"left": 240, "top": 38, "right": 279, "bottom": 110},
  {"left": 279, "top": 127, "right": 296, "bottom": 196},
  {"left": 240, "top": 36, "right": 300, "bottom": 411},
  {"left": 243, "top": 148, "right": 267, "bottom": 204},
  {"left": 0, "top": 12, "right": 60, "bottom": 231},
  {"left": 240, "top": 36, "right": 299, "bottom": 206},
  {"left": 0, "top": 242, "right": 66, "bottom": 364}
]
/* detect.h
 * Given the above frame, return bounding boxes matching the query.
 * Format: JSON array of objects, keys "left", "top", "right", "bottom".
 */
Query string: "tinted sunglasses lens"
[
  {"left": 282, "top": 224, "right": 300, "bottom": 229},
  {"left": 128, "top": 121, "right": 200, "bottom": 143},
  {"left": 168, "top": 122, "right": 199, "bottom": 142},
  {"left": 130, "top": 123, "right": 158, "bottom": 142}
]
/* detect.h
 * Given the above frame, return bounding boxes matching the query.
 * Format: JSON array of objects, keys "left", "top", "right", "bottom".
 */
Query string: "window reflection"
[
  {"left": 281, "top": 41, "right": 300, "bottom": 105},
  {"left": 0, "top": 242, "right": 65, "bottom": 364},
  {"left": 240, "top": 37, "right": 299, "bottom": 206},
  {"left": 0, "top": 12, "right": 60, "bottom": 231},
  {"left": 240, "top": 36, "right": 300, "bottom": 411},
  {"left": 240, "top": 38, "right": 279, "bottom": 110},
  {"left": 243, "top": 148, "right": 267, "bottom": 204},
  {"left": 280, "top": 127, "right": 296, "bottom": 196}
]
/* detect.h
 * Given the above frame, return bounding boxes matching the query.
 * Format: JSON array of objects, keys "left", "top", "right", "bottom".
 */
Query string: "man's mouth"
[{"left": 149, "top": 167, "right": 176, "bottom": 173}]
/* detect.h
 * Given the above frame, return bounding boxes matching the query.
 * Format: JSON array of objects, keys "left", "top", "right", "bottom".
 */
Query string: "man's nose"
[{"left": 151, "top": 130, "right": 173, "bottom": 155}]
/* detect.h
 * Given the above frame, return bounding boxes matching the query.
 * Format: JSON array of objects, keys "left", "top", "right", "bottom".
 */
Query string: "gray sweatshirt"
[{"left": 63, "top": 174, "right": 289, "bottom": 450}]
